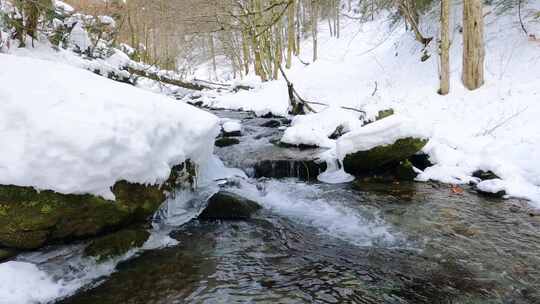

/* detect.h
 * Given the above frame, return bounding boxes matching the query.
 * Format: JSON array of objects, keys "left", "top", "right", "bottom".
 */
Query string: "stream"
[{"left": 15, "top": 110, "right": 540, "bottom": 304}]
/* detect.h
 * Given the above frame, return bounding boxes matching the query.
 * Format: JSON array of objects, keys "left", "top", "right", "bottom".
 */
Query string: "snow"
[
  {"left": 98, "top": 15, "right": 116, "bottom": 27},
  {"left": 476, "top": 178, "right": 506, "bottom": 194},
  {"left": 0, "top": 261, "right": 63, "bottom": 304},
  {"left": 192, "top": 3, "right": 540, "bottom": 206},
  {"left": 68, "top": 22, "right": 91, "bottom": 52},
  {"left": 222, "top": 119, "right": 242, "bottom": 134},
  {"left": 281, "top": 107, "right": 365, "bottom": 148},
  {"left": 0, "top": 54, "right": 219, "bottom": 199},
  {"left": 55, "top": 0, "right": 74, "bottom": 13}
]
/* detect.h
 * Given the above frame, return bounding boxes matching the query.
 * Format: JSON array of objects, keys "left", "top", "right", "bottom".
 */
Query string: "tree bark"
[
  {"left": 439, "top": 0, "right": 450, "bottom": 95},
  {"left": 462, "top": 0, "right": 485, "bottom": 90},
  {"left": 311, "top": 0, "right": 318, "bottom": 62},
  {"left": 286, "top": 0, "right": 295, "bottom": 68}
]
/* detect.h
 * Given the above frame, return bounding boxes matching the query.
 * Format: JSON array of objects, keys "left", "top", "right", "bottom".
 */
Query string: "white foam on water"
[{"left": 230, "top": 179, "right": 401, "bottom": 247}]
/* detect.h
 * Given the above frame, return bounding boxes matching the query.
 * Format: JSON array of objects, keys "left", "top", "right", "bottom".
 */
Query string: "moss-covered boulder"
[
  {"left": 84, "top": 228, "right": 150, "bottom": 261},
  {"left": 198, "top": 191, "right": 261, "bottom": 220},
  {"left": 395, "top": 159, "right": 417, "bottom": 181},
  {"left": 343, "top": 137, "right": 428, "bottom": 176},
  {"left": 0, "top": 162, "right": 195, "bottom": 250}
]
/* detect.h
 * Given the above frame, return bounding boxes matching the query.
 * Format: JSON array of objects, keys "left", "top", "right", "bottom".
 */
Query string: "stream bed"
[{"left": 18, "top": 110, "right": 540, "bottom": 304}]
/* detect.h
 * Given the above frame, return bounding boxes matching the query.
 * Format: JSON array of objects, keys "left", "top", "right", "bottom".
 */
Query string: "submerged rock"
[
  {"left": 198, "top": 191, "right": 261, "bottom": 220},
  {"left": 84, "top": 228, "right": 150, "bottom": 261},
  {"left": 0, "top": 162, "right": 195, "bottom": 250},
  {"left": 343, "top": 137, "right": 428, "bottom": 176},
  {"left": 215, "top": 137, "right": 240, "bottom": 147},
  {"left": 260, "top": 120, "right": 281, "bottom": 128}
]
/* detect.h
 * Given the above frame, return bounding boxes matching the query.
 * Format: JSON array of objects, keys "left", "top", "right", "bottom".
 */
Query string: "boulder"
[
  {"left": 394, "top": 159, "right": 417, "bottom": 181},
  {"left": 343, "top": 137, "right": 428, "bottom": 176},
  {"left": 0, "top": 162, "right": 195, "bottom": 250},
  {"left": 84, "top": 228, "right": 150, "bottom": 261},
  {"left": 198, "top": 191, "right": 261, "bottom": 220},
  {"left": 215, "top": 137, "right": 240, "bottom": 147}
]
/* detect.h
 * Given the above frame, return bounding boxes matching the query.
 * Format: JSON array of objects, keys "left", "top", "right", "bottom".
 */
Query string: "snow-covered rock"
[
  {"left": 475, "top": 179, "right": 507, "bottom": 197},
  {"left": 0, "top": 54, "right": 219, "bottom": 199},
  {"left": 281, "top": 107, "right": 365, "bottom": 148},
  {"left": 222, "top": 120, "right": 242, "bottom": 136},
  {"left": 336, "top": 114, "right": 428, "bottom": 161}
]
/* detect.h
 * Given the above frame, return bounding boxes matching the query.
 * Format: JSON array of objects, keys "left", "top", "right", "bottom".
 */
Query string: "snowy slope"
[
  {"left": 0, "top": 54, "right": 219, "bottom": 199},
  {"left": 195, "top": 3, "right": 540, "bottom": 206}
]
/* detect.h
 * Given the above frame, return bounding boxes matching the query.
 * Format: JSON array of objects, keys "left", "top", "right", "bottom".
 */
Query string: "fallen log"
[{"left": 128, "top": 67, "right": 211, "bottom": 91}]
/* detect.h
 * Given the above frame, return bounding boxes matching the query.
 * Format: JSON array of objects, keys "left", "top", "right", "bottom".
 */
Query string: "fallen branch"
[
  {"left": 128, "top": 67, "right": 211, "bottom": 91},
  {"left": 279, "top": 65, "right": 316, "bottom": 114},
  {"left": 279, "top": 66, "right": 366, "bottom": 116},
  {"left": 371, "top": 81, "right": 378, "bottom": 96}
]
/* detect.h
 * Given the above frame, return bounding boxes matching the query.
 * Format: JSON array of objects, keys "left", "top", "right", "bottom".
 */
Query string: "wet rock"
[
  {"left": 0, "top": 162, "right": 195, "bottom": 250},
  {"left": 394, "top": 160, "right": 417, "bottom": 181},
  {"left": 253, "top": 160, "right": 326, "bottom": 181},
  {"left": 260, "top": 120, "right": 281, "bottom": 128},
  {"left": 84, "top": 228, "right": 150, "bottom": 261},
  {"left": 343, "top": 137, "right": 428, "bottom": 176},
  {"left": 222, "top": 121, "right": 242, "bottom": 137},
  {"left": 474, "top": 179, "right": 506, "bottom": 198},
  {"left": 215, "top": 137, "right": 240, "bottom": 147},
  {"left": 0, "top": 247, "right": 18, "bottom": 262},
  {"left": 198, "top": 191, "right": 261, "bottom": 220},
  {"left": 472, "top": 170, "right": 499, "bottom": 181},
  {"left": 475, "top": 188, "right": 506, "bottom": 198},
  {"left": 409, "top": 153, "right": 432, "bottom": 171}
]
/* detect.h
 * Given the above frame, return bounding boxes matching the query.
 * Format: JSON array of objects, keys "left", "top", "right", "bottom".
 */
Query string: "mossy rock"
[
  {"left": 84, "top": 228, "right": 150, "bottom": 262},
  {"left": 395, "top": 159, "right": 417, "bottom": 181},
  {"left": 215, "top": 137, "right": 240, "bottom": 147},
  {"left": 365, "top": 109, "right": 395, "bottom": 125},
  {"left": 198, "top": 191, "right": 261, "bottom": 220},
  {"left": 0, "top": 161, "right": 195, "bottom": 250},
  {"left": 343, "top": 137, "right": 428, "bottom": 176}
]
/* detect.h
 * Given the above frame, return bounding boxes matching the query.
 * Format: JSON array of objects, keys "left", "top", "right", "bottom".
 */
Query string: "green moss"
[
  {"left": 343, "top": 137, "right": 427, "bottom": 176},
  {"left": 84, "top": 228, "right": 150, "bottom": 262},
  {"left": 376, "top": 109, "right": 394, "bottom": 120},
  {"left": 395, "top": 159, "right": 417, "bottom": 181},
  {"left": 0, "top": 160, "right": 198, "bottom": 250}
]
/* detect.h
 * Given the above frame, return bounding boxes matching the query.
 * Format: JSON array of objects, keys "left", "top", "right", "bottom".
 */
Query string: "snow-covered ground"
[
  {"left": 195, "top": 3, "right": 540, "bottom": 206},
  {"left": 0, "top": 53, "right": 219, "bottom": 199}
]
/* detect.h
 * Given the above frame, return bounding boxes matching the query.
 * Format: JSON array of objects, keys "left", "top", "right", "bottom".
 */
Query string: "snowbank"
[
  {"left": 193, "top": 3, "right": 540, "bottom": 206},
  {"left": 0, "top": 54, "right": 219, "bottom": 199}
]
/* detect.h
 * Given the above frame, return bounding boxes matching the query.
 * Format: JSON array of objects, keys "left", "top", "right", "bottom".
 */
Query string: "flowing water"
[{"left": 17, "top": 110, "right": 540, "bottom": 304}]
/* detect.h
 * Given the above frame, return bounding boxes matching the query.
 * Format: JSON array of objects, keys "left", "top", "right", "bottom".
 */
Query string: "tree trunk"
[
  {"left": 286, "top": 0, "right": 295, "bottom": 68},
  {"left": 311, "top": 0, "right": 318, "bottom": 62},
  {"left": 462, "top": 0, "right": 485, "bottom": 90},
  {"left": 439, "top": 0, "right": 450, "bottom": 95}
]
